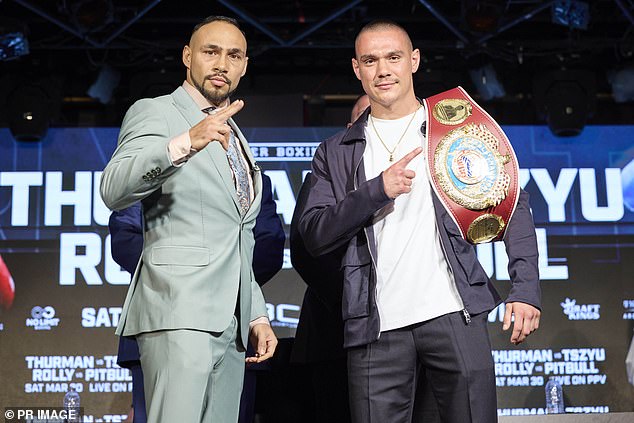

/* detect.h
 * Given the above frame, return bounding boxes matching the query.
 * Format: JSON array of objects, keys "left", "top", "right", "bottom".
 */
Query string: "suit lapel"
[
  {"left": 171, "top": 86, "right": 203, "bottom": 127},
  {"left": 171, "top": 87, "right": 241, "bottom": 213}
]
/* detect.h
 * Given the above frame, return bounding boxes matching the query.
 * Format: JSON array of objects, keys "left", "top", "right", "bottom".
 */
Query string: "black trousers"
[
  {"left": 348, "top": 311, "right": 496, "bottom": 423},
  {"left": 309, "top": 358, "right": 351, "bottom": 423}
]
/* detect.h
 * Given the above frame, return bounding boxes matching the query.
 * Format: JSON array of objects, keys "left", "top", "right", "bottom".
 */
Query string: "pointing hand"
[{"left": 382, "top": 147, "right": 423, "bottom": 199}]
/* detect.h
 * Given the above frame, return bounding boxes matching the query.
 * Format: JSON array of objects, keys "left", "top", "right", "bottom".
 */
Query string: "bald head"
[{"left": 354, "top": 20, "right": 413, "bottom": 59}]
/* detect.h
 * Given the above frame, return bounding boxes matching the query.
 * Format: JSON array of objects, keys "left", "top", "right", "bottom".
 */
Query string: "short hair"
[
  {"left": 355, "top": 19, "right": 413, "bottom": 52},
  {"left": 191, "top": 15, "right": 243, "bottom": 38}
]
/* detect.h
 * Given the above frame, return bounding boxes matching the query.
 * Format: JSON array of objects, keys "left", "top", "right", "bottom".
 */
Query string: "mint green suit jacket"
[{"left": 100, "top": 86, "right": 267, "bottom": 348}]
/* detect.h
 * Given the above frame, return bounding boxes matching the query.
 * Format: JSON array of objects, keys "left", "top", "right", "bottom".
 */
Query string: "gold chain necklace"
[{"left": 369, "top": 106, "right": 421, "bottom": 162}]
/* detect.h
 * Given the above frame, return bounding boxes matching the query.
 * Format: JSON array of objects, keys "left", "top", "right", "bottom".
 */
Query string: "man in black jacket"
[{"left": 298, "top": 20, "right": 541, "bottom": 423}]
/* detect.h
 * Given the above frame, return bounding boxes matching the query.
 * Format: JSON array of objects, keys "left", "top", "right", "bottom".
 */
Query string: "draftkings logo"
[
  {"left": 26, "top": 306, "right": 60, "bottom": 330},
  {"left": 622, "top": 299, "right": 634, "bottom": 320},
  {"left": 560, "top": 298, "right": 600, "bottom": 320}
]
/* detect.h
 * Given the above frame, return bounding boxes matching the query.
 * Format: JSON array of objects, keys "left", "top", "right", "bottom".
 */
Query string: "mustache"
[
  {"left": 374, "top": 78, "right": 398, "bottom": 86},
  {"left": 207, "top": 74, "right": 231, "bottom": 85}
]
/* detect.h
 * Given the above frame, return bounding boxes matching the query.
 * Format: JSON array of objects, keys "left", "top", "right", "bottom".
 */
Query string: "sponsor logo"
[
  {"left": 26, "top": 306, "right": 60, "bottom": 330},
  {"left": 561, "top": 298, "right": 600, "bottom": 320}
]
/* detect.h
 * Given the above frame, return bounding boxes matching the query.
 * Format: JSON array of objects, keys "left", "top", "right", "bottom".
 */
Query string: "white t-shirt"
[{"left": 363, "top": 107, "right": 464, "bottom": 332}]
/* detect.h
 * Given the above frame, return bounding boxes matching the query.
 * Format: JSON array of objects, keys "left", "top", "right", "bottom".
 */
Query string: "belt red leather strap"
[{"left": 423, "top": 86, "right": 520, "bottom": 244}]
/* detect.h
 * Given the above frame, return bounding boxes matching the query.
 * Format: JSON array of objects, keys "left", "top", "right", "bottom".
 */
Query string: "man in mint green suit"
[{"left": 100, "top": 16, "right": 278, "bottom": 423}]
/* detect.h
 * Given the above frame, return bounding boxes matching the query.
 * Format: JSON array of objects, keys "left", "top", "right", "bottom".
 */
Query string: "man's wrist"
[
  {"left": 249, "top": 316, "right": 270, "bottom": 330},
  {"left": 168, "top": 131, "right": 198, "bottom": 166}
]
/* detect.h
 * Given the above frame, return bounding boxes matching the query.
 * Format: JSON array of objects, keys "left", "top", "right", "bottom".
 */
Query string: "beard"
[{"left": 191, "top": 73, "right": 237, "bottom": 106}]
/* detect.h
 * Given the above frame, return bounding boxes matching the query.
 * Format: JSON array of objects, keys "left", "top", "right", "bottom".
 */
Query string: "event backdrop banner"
[{"left": 0, "top": 125, "right": 633, "bottom": 420}]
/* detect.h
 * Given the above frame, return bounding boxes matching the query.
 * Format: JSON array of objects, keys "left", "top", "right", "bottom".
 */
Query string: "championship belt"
[{"left": 423, "top": 86, "right": 520, "bottom": 244}]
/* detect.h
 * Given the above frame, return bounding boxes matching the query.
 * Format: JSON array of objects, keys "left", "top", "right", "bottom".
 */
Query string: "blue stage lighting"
[
  {"left": 469, "top": 64, "right": 505, "bottom": 101},
  {"left": 552, "top": 1, "right": 589, "bottom": 30},
  {"left": 87, "top": 65, "right": 121, "bottom": 104},
  {"left": 623, "top": 159, "right": 634, "bottom": 212},
  {"left": 0, "top": 32, "right": 29, "bottom": 61},
  {"left": 609, "top": 68, "right": 634, "bottom": 103}
]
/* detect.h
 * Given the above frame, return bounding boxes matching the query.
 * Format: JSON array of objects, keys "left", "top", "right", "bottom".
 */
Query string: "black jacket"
[
  {"left": 298, "top": 109, "right": 541, "bottom": 348},
  {"left": 290, "top": 173, "right": 346, "bottom": 363}
]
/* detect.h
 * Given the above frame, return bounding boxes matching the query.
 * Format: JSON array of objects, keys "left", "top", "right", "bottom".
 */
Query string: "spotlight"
[
  {"left": 63, "top": 0, "right": 114, "bottom": 33},
  {"left": 7, "top": 84, "right": 52, "bottom": 142},
  {"left": 533, "top": 70, "right": 596, "bottom": 137},
  {"left": 609, "top": 68, "right": 634, "bottom": 103},
  {"left": 87, "top": 65, "right": 121, "bottom": 104},
  {"left": 469, "top": 64, "right": 505, "bottom": 101},
  {"left": 552, "top": 0, "right": 589, "bottom": 30},
  {"left": 543, "top": 81, "right": 588, "bottom": 136},
  {"left": 0, "top": 32, "right": 29, "bottom": 61},
  {"left": 462, "top": 0, "right": 504, "bottom": 33}
]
